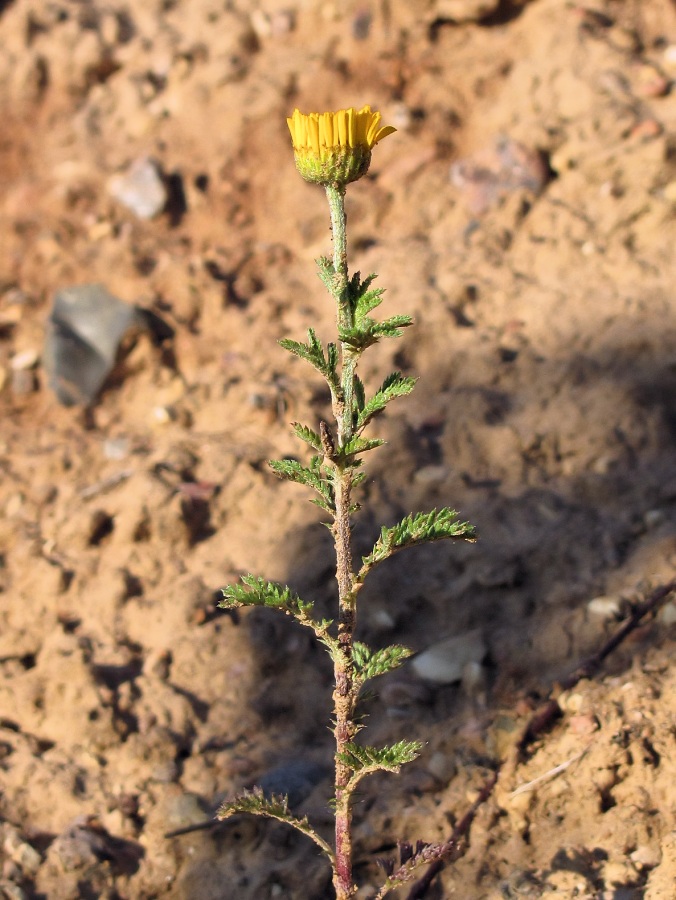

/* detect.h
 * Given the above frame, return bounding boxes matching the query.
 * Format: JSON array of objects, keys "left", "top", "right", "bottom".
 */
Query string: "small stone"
[
  {"left": 152, "top": 406, "right": 172, "bottom": 424},
  {"left": 644, "top": 508, "right": 665, "bottom": 529},
  {"left": 10, "top": 349, "right": 39, "bottom": 370},
  {"left": 434, "top": 0, "right": 500, "bottom": 22},
  {"left": 629, "top": 119, "right": 662, "bottom": 141},
  {"left": 630, "top": 844, "right": 661, "bottom": 870},
  {"left": 411, "top": 629, "right": 486, "bottom": 684},
  {"left": 587, "top": 596, "right": 621, "bottom": 619},
  {"left": 108, "top": 157, "right": 167, "bottom": 219},
  {"left": 0, "top": 880, "right": 27, "bottom": 900},
  {"left": 663, "top": 181, "right": 676, "bottom": 204},
  {"left": 568, "top": 714, "right": 599, "bottom": 735},
  {"left": 658, "top": 600, "right": 676, "bottom": 626},
  {"left": 164, "top": 793, "right": 208, "bottom": 832},
  {"left": 103, "top": 437, "right": 130, "bottom": 460},
  {"left": 663, "top": 44, "right": 676, "bottom": 72},
  {"left": 3, "top": 829, "right": 41, "bottom": 876},
  {"left": 414, "top": 464, "right": 449, "bottom": 484},
  {"left": 426, "top": 751, "right": 457, "bottom": 783},
  {"left": 559, "top": 691, "right": 584, "bottom": 713}
]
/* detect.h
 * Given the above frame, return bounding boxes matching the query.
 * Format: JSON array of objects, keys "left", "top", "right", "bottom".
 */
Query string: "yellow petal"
[
  {"left": 374, "top": 124, "right": 397, "bottom": 145},
  {"left": 308, "top": 116, "right": 320, "bottom": 154},
  {"left": 336, "top": 109, "right": 348, "bottom": 147}
]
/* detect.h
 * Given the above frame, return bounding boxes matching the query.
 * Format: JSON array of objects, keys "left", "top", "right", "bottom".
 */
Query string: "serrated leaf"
[
  {"left": 339, "top": 435, "right": 385, "bottom": 458},
  {"left": 353, "top": 375, "right": 366, "bottom": 414},
  {"left": 292, "top": 423, "right": 323, "bottom": 452},
  {"left": 220, "top": 575, "right": 313, "bottom": 615},
  {"left": 357, "top": 372, "right": 417, "bottom": 429},
  {"left": 220, "top": 576, "right": 335, "bottom": 642},
  {"left": 316, "top": 256, "right": 337, "bottom": 294},
  {"left": 268, "top": 457, "right": 335, "bottom": 510},
  {"left": 279, "top": 328, "right": 338, "bottom": 388},
  {"left": 360, "top": 508, "right": 476, "bottom": 577},
  {"left": 355, "top": 287, "right": 385, "bottom": 324},
  {"left": 352, "top": 642, "right": 412, "bottom": 683},
  {"left": 218, "top": 788, "right": 334, "bottom": 858},
  {"left": 338, "top": 740, "right": 422, "bottom": 775},
  {"left": 339, "top": 315, "right": 413, "bottom": 351}
]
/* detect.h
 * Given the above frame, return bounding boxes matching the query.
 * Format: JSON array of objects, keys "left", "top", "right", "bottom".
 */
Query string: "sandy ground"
[{"left": 0, "top": 0, "right": 675, "bottom": 897}]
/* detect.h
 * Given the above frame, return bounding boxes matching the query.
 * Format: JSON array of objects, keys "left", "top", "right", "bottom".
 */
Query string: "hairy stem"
[{"left": 326, "top": 180, "right": 358, "bottom": 899}]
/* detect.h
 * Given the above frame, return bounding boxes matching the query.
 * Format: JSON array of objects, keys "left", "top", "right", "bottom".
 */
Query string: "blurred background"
[{"left": 0, "top": 1, "right": 675, "bottom": 897}]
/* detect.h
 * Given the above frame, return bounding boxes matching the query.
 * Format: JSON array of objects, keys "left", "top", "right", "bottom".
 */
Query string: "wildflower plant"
[{"left": 218, "top": 106, "right": 476, "bottom": 899}]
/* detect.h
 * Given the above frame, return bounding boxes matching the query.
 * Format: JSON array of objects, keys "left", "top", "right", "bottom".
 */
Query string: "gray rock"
[
  {"left": 411, "top": 628, "right": 487, "bottom": 684},
  {"left": 587, "top": 596, "right": 621, "bottom": 619},
  {"left": 43, "top": 284, "right": 142, "bottom": 406},
  {"left": 108, "top": 157, "right": 167, "bottom": 219}
]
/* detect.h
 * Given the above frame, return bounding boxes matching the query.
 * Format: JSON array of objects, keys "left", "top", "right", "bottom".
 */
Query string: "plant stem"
[{"left": 326, "top": 181, "right": 358, "bottom": 899}]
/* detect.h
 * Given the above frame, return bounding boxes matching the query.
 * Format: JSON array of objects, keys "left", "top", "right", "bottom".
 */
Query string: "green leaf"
[
  {"left": 220, "top": 575, "right": 313, "bottom": 615},
  {"left": 348, "top": 272, "right": 384, "bottom": 323},
  {"left": 352, "top": 642, "right": 412, "bottom": 683},
  {"left": 339, "top": 315, "right": 413, "bottom": 351},
  {"left": 357, "top": 372, "right": 417, "bottom": 429},
  {"left": 337, "top": 740, "right": 422, "bottom": 775},
  {"left": 218, "top": 788, "right": 334, "bottom": 859},
  {"left": 279, "top": 328, "right": 338, "bottom": 387},
  {"left": 220, "top": 576, "right": 334, "bottom": 641},
  {"left": 268, "top": 457, "right": 335, "bottom": 510},
  {"left": 292, "top": 423, "right": 323, "bottom": 452},
  {"left": 339, "top": 435, "right": 385, "bottom": 458},
  {"left": 355, "top": 289, "right": 385, "bottom": 324},
  {"left": 360, "top": 508, "right": 476, "bottom": 577},
  {"left": 316, "top": 256, "right": 337, "bottom": 294}
]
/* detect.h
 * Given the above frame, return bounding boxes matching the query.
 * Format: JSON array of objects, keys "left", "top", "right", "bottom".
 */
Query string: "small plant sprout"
[{"left": 217, "top": 105, "right": 477, "bottom": 899}]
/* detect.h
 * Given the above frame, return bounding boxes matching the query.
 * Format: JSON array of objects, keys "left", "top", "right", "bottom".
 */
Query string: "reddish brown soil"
[{"left": 1, "top": 1, "right": 675, "bottom": 898}]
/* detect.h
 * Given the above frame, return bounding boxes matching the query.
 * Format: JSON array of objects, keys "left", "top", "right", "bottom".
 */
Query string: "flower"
[{"left": 287, "top": 106, "right": 396, "bottom": 186}]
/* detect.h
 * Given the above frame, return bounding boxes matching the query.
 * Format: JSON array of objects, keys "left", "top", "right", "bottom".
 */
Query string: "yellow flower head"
[{"left": 287, "top": 105, "right": 396, "bottom": 186}]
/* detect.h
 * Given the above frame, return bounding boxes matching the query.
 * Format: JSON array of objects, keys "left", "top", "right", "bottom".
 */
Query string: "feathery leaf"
[{"left": 360, "top": 508, "right": 476, "bottom": 577}]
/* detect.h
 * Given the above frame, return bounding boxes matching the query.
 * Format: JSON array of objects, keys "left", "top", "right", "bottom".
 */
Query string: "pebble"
[
  {"left": 629, "top": 119, "right": 662, "bottom": 141},
  {"left": 434, "top": 0, "right": 500, "bottom": 21},
  {"left": 630, "top": 844, "right": 661, "bottom": 870},
  {"left": 426, "top": 750, "right": 457, "bottom": 783},
  {"left": 103, "top": 437, "right": 130, "bottom": 460},
  {"left": 663, "top": 44, "right": 676, "bottom": 72},
  {"left": 568, "top": 713, "right": 598, "bottom": 735},
  {"left": 108, "top": 157, "right": 167, "bottom": 219},
  {"left": 3, "top": 829, "right": 41, "bottom": 876},
  {"left": 0, "top": 881, "right": 26, "bottom": 900},
  {"left": 411, "top": 628, "right": 486, "bottom": 684},
  {"left": 643, "top": 508, "right": 665, "bottom": 529},
  {"left": 658, "top": 600, "right": 676, "bottom": 626},
  {"left": 587, "top": 595, "right": 621, "bottom": 619},
  {"left": 663, "top": 180, "right": 676, "bottom": 204},
  {"left": 414, "top": 464, "right": 449, "bottom": 484},
  {"left": 164, "top": 792, "right": 208, "bottom": 832},
  {"left": 10, "top": 349, "right": 39, "bottom": 370}
]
